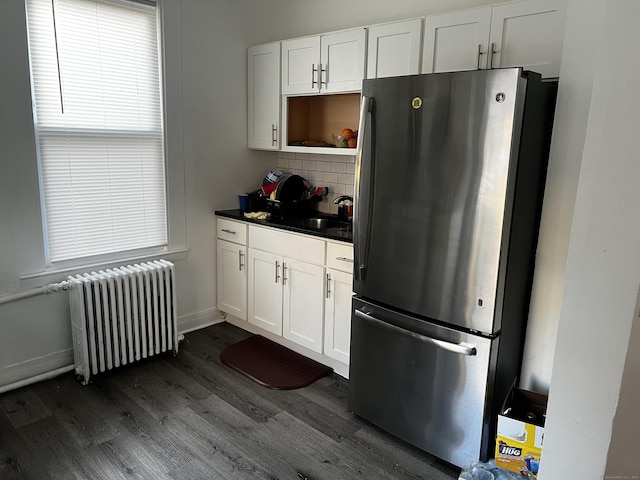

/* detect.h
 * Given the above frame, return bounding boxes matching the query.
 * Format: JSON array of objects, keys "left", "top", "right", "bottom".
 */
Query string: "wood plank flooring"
[{"left": 0, "top": 322, "right": 460, "bottom": 480}]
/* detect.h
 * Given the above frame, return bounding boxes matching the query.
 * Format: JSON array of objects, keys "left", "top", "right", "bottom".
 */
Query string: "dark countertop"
[{"left": 215, "top": 209, "right": 353, "bottom": 243}]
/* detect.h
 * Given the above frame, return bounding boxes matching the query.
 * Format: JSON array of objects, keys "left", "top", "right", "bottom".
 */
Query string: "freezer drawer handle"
[{"left": 355, "top": 309, "right": 477, "bottom": 356}]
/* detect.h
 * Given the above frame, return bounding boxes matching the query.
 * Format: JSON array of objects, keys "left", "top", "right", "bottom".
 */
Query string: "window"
[{"left": 25, "top": 0, "right": 167, "bottom": 263}]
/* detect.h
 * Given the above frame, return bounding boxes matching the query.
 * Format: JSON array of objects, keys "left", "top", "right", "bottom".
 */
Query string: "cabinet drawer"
[
  {"left": 249, "top": 225, "right": 325, "bottom": 264},
  {"left": 217, "top": 218, "right": 247, "bottom": 245},
  {"left": 326, "top": 241, "right": 354, "bottom": 273}
]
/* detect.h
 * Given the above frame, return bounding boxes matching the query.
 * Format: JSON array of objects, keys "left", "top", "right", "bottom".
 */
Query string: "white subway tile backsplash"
[
  {"left": 338, "top": 174, "right": 354, "bottom": 185},
  {"left": 332, "top": 184, "right": 346, "bottom": 195},
  {"left": 316, "top": 161, "right": 332, "bottom": 172},
  {"left": 330, "top": 162, "right": 346, "bottom": 173},
  {"left": 308, "top": 171, "right": 324, "bottom": 183},
  {"left": 323, "top": 172, "right": 338, "bottom": 183},
  {"left": 345, "top": 184, "right": 354, "bottom": 196},
  {"left": 273, "top": 151, "right": 356, "bottom": 211},
  {"left": 302, "top": 160, "right": 316, "bottom": 171}
]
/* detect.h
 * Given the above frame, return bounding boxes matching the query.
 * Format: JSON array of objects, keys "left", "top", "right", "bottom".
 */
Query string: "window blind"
[{"left": 26, "top": 0, "right": 167, "bottom": 262}]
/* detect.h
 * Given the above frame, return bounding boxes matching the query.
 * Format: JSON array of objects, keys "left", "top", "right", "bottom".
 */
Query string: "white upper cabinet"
[
  {"left": 423, "top": 8, "right": 492, "bottom": 73},
  {"left": 282, "top": 28, "right": 366, "bottom": 95},
  {"left": 281, "top": 36, "right": 320, "bottom": 95},
  {"left": 423, "top": 0, "right": 566, "bottom": 78},
  {"left": 489, "top": 0, "right": 566, "bottom": 78},
  {"left": 367, "top": 18, "right": 423, "bottom": 79},
  {"left": 248, "top": 42, "right": 280, "bottom": 150}
]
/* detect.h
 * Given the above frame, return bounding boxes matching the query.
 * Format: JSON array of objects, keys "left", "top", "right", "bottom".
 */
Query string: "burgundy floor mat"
[{"left": 220, "top": 335, "right": 333, "bottom": 390}]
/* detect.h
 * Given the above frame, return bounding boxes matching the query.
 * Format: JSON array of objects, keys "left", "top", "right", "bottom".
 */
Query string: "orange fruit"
[
  {"left": 341, "top": 128, "right": 355, "bottom": 140},
  {"left": 347, "top": 137, "right": 357, "bottom": 148}
]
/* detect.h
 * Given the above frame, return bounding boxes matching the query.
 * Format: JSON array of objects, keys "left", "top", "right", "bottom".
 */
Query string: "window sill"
[{"left": 19, "top": 248, "right": 190, "bottom": 289}]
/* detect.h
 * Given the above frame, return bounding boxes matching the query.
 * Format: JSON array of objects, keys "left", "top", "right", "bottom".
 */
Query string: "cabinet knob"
[
  {"left": 326, "top": 273, "right": 332, "bottom": 298},
  {"left": 311, "top": 64, "right": 318, "bottom": 88}
]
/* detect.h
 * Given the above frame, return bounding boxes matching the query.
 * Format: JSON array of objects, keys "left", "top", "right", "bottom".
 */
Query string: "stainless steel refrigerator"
[{"left": 348, "top": 68, "right": 556, "bottom": 468}]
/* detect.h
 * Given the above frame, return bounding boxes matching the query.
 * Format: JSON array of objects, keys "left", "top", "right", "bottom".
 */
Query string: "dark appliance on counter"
[
  {"left": 348, "top": 68, "right": 557, "bottom": 468},
  {"left": 252, "top": 173, "right": 317, "bottom": 219}
]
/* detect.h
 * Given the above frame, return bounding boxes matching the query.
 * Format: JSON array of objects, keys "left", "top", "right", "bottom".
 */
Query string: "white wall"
[
  {"left": 606, "top": 291, "right": 640, "bottom": 477},
  {"left": 539, "top": 1, "right": 640, "bottom": 478}
]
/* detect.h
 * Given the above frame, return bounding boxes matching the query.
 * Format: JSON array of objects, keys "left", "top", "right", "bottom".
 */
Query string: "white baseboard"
[
  {"left": 0, "top": 307, "right": 224, "bottom": 393},
  {"left": 178, "top": 307, "right": 225, "bottom": 334},
  {"left": 0, "top": 348, "right": 74, "bottom": 391}
]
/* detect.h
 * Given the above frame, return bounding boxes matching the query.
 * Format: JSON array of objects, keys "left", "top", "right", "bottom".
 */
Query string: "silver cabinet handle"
[
  {"left": 355, "top": 310, "right": 477, "bottom": 356},
  {"left": 271, "top": 124, "right": 277, "bottom": 146},
  {"left": 476, "top": 43, "right": 483, "bottom": 70},
  {"left": 326, "top": 273, "right": 332, "bottom": 298},
  {"left": 282, "top": 262, "right": 287, "bottom": 285},
  {"left": 320, "top": 63, "right": 327, "bottom": 87},
  {"left": 336, "top": 257, "right": 354, "bottom": 263},
  {"left": 275, "top": 261, "right": 280, "bottom": 283},
  {"left": 221, "top": 229, "right": 236, "bottom": 235},
  {"left": 238, "top": 250, "right": 244, "bottom": 271},
  {"left": 311, "top": 64, "right": 318, "bottom": 88},
  {"left": 488, "top": 42, "right": 496, "bottom": 69}
]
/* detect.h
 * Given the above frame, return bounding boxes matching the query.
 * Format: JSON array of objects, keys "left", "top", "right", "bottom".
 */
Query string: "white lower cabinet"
[
  {"left": 248, "top": 225, "right": 327, "bottom": 352},
  {"left": 324, "top": 268, "right": 353, "bottom": 364},
  {"left": 283, "top": 259, "right": 325, "bottom": 352},
  {"left": 216, "top": 219, "right": 248, "bottom": 321},
  {"left": 324, "top": 241, "right": 354, "bottom": 364},
  {"left": 247, "top": 249, "right": 283, "bottom": 334},
  {"left": 217, "top": 240, "right": 247, "bottom": 321},
  {"left": 219, "top": 218, "right": 354, "bottom": 373}
]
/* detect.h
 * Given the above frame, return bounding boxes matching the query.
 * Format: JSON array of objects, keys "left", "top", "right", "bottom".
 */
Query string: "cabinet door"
[
  {"left": 281, "top": 36, "right": 320, "bottom": 95},
  {"left": 422, "top": 7, "right": 492, "bottom": 73},
  {"left": 248, "top": 249, "right": 283, "bottom": 335},
  {"left": 323, "top": 269, "right": 353, "bottom": 365},
  {"left": 320, "top": 29, "right": 366, "bottom": 93},
  {"left": 282, "top": 258, "right": 325, "bottom": 353},
  {"left": 248, "top": 43, "right": 280, "bottom": 150},
  {"left": 217, "top": 240, "right": 247, "bottom": 321},
  {"left": 489, "top": 0, "right": 565, "bottom": 78},
  {"left": 367, "top": 19, "right": 423, "bottom": 79}
]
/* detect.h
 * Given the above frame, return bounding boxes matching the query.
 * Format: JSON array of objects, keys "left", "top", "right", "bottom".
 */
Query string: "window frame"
[{"left": 24, "top": 0, "right": 183, "bottom": 271}]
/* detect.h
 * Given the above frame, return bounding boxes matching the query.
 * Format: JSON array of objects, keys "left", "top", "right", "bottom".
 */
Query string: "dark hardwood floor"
[{"left": 0, "top": 322, "right": 460, "bottom": 480}]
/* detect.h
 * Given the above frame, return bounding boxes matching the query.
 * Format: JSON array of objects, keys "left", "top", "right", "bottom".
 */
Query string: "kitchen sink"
[
  {"left": 296, "top": 217, "right": 340, "bottom": 229},
  {"left": 289, "top": 216, "right": 350, "bottom": 231}
]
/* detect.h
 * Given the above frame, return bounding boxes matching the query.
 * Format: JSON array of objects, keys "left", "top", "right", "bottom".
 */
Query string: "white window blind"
[{"left": 26, "top": 0, "right": 167, "bottom": 263}]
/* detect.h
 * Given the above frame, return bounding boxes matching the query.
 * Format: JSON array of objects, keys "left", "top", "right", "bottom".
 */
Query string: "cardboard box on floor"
[{"left": 495, "top": 383, "right": 548, "bottom": 478}]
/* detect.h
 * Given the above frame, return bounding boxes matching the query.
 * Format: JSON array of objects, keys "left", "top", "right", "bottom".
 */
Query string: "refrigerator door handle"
[
  {"left": 354, "top": 95, "right": 373, "bottom": 281},
  {"left": 354, "top": 309, "right": 477, "bottom": 356}
]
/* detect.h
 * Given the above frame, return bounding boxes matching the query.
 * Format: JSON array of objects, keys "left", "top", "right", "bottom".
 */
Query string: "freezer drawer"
[{"left": 348, "top": 297, "right": 495, "bottom": 468}]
